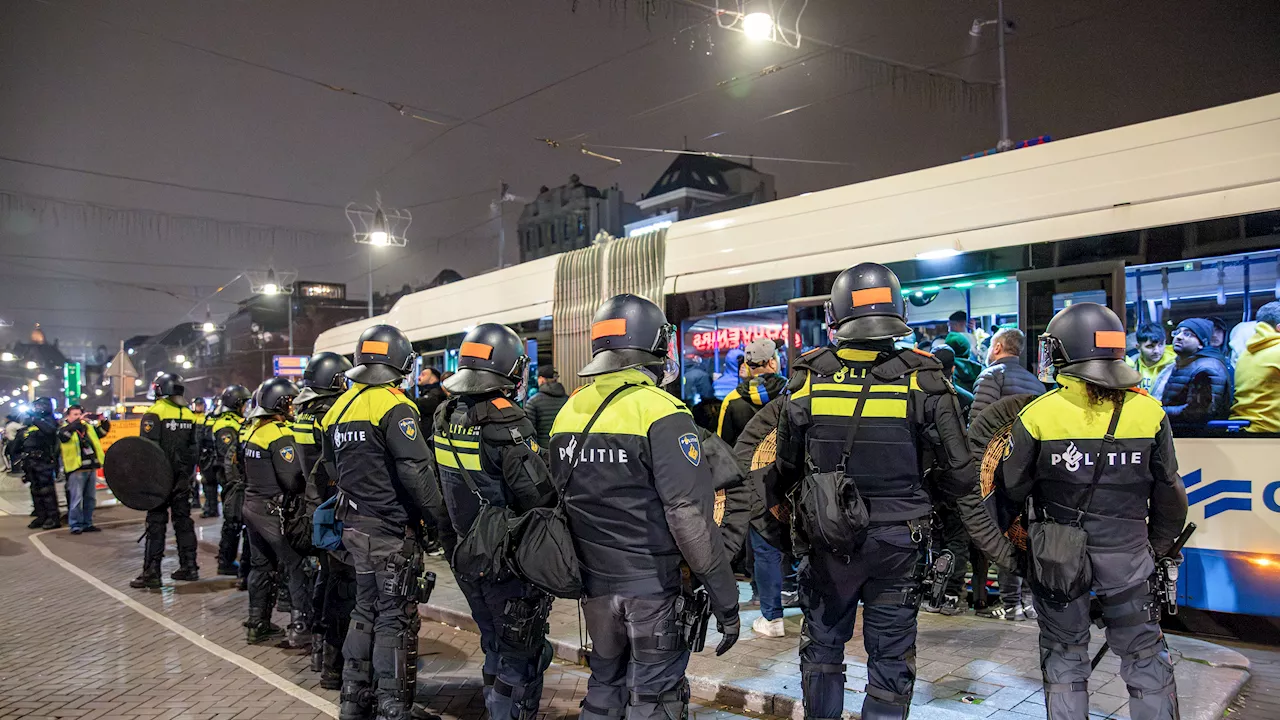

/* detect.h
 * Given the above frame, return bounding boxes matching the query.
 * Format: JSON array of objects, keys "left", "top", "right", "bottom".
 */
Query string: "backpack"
[
  {"left": 509, "top": 384, "right": 636, "bottom": 598},
  {"left": 441, "top": 402, "right": 516, "bottom": 583},
  {"left": 791, "top": 383, "right": 871, "bottom": 557}
]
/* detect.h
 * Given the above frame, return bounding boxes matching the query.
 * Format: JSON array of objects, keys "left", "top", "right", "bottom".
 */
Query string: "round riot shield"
[
  {"left": 103, "top": 436, "right": 174, "bottom": 511},
  {"left": 967, "top": 393, "right": 1038, "bottom": 551}
]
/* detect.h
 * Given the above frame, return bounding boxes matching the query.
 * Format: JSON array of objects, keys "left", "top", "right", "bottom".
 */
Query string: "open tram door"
[
  {"left": 785, "top": 295, "right": 831, "bottom": 371},
  {"left": 1016, "top": 261, "right": 1128, "bottom": 377}
]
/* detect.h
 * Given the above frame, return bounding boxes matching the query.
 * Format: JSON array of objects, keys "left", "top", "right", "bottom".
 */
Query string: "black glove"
[{"left": 714, "top": 605, "right": 740, "bottom": 656}]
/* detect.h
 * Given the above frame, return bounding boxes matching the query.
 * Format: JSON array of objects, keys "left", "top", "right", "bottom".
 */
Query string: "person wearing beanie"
[
  {"left": 1161, "top": 317, "right": 1232, "bottom": 425},
  {"left": 944, "top": 331, "right": 983, "bottom": 394}
]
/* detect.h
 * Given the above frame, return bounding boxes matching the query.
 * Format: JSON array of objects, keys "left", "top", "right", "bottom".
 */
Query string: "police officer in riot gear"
[
  {"left": 191, "top": 397, "right": 217, "bottom": 516},
  {"left": 21, "top": 397, "right": 61, "bottom": 530},
  {"left": 322, "top": 324, "right": 448, "bottom": 720},
  {"left": 433, "top": 323, "right": 556, "bottom": 720},
  {"left": 242, "top": 377, "right": 312, "bottom": 645},
  {"left": 132, "top": 373, "right": 201, "bottom": 588},
  {"left": 551, "top": 294, "right": 741, "bottom": 720},
  {"left": 294, "top": 351, "right": 357, "bottom": 689},
  {"left": 774, "top": 263, "right": 1015, "bottom": 720},
  {"left": 1004, "top": 302, "right": 1187, "bottom": 720},
  {"left": 213, "top": 385, "right": 252, "bottom": 580}
]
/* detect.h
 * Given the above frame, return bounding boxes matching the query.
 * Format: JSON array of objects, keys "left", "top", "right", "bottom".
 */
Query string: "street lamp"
[
  {"left": 742, "top": 11, "right": 774, "bottom": 40},
  {"left": 0, "top": 352, "right": 12, "bottom": 362},
  {"left": 347, "top": 195, "right": 412, "bottom": 318},
  {"left": 969, "top": 3, "right": 1017, "bottom": 151},
  {"left": 174, "top": 354, "right": 186, "bottom": 364},
  {"left": 25, "top": 361, "right": 36, "bottom": 369},
  {"left": 247, "top": 268, "right": 298, "bottom": 354}
]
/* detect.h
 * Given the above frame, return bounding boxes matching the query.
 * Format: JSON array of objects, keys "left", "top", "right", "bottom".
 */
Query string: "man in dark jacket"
[
  {"left": 1162, "top": 318, "right": 1232, "bottom": 425},
  {"left": 967, "top": 327, "right": 1046, "bottom": 621},
  {"left": 970, "top": 328, "right": 1046, "bottom": 417},
  {"left": 414, "top": 367, "right": 448, "bottom": 433},
  {"left": 717, "top": 338, "right": 787, "bottom": 448},
  {"left": 524, "top": 364, "right": 568, "bottom": 450}
]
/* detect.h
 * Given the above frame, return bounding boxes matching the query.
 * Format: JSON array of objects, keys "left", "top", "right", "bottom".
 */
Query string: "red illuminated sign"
[{"left": 690, "top": 324, "right": 800, "bottom": 352}]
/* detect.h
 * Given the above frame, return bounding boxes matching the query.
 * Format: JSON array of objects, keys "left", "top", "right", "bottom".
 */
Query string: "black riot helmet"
[
  {"left": 31, "top": 397, "right": 55, "bottom": 417},
  {"left": 296, "top": 351, "right": 353, "bottom": 404},
  {"left": 1038, "top": 302, "right": 1140, "bottom": 389},
  {"left": 246, "top": 377, "right": 300, "bottom": 419},
  {"left": 346, "top": 324, "right": 415, "bottom": 385},
  {"left": 443, "top": 323, "right": 528, "bottom": 395},
  {"left": 578, "top": 293, "right": 676, "bottom": 378},
  {"left": 219, "top": 384, "right": 252, "bottom": 416},
  {"left": 191, "top": 397, "right": 207, "bottom": 414},
  {"left": 825, "top": 263, "right": 911, "bottom": 342},
  {"left": 153, "top": 372, "right": 186, "bottom": 399}
]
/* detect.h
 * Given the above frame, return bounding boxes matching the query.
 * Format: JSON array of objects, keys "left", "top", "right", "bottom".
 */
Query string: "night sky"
[{"left": 2, "top": 0, "right": 1279, "bottom": 357}]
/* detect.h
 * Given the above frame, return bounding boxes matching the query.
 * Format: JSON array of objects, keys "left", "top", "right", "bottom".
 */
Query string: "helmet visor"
[
  {"left": 1037, "top": 334, "right": 1059, "bottom": 384},
  {"left": 659, "top": 354, "right": 681, "bottom": 388}
]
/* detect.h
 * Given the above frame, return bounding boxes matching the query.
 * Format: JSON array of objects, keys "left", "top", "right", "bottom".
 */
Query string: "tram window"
[
  {"left": 1126, "top": 250, "right": 1280, "bottom": 436},
  {"left": 679, "top": 306, "right": 799, "bottom": 408}
]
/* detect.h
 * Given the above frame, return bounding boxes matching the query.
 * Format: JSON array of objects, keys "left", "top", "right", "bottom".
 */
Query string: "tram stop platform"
[
  {"left": 0, "top": 504, "right": 1254, "bottom": 720},
  {"left": 418, "top": 556, "right": 1250, "bottom": 720}
]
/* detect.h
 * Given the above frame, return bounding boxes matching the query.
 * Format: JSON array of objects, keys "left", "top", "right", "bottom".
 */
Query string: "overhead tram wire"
[
  {"left": 0, "top": 155, "right": 346, "bottom": 210},
  {"left": 29, "top": 0, "right": 464, "bottom": 128},
  {"left": 354, "top": 13, "right": 720, "bottom": 196}
]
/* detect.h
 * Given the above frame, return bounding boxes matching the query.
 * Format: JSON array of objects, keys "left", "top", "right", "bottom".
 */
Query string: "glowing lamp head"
[{"left": 742, "top": 12, "right": 774, "bottom": 41}]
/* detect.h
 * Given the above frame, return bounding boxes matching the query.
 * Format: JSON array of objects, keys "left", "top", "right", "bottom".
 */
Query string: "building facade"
[{"left": 517, "top": 174, "right": 639, "bottom": 262}]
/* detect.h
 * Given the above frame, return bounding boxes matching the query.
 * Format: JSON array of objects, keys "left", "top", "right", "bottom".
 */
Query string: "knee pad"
[
  {"left": 860, "top": 695, "right": 909, "bottom": 720},
  {"left": 630, "top": 678, "right": 690, "bottom": 720}
]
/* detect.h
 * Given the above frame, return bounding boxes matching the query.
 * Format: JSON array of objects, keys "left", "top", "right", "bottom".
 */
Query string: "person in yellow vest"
[
  {"left": 189, "top": 397, "right": 209, "bottom": 512},
  {"left": 58, "top": 404, "right": 111, "bottom": 534}
]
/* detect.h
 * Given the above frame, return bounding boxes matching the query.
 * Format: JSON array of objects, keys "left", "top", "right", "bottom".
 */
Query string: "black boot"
[
  {"left": 130, "top": 557, "right": 162, "bottom": 589},
  {"left": 310, "top": 628, "right": 327, "bottom": 672},
  {"left": 36, "top": 485, "right": 60, "bottom": 529},
  {"left": 27, "top": 516, "right": 43, "bottom": 529},
  {"left": 283, "top": 610, "right": 311, "bottom": 649},
  {"left": 246, "top": 606, "right": 282, "bottom": 643},
  {"left": 171, "top": 550, "right": 199, "bottom": 581},
  {"left": 320, "top": 645, "right": 343, "bottom": 690},
  {"left": 130, "top": 531, "right": 164, "bottom": 589},
  {"left": 216, "top": 561, "right": 239, "bottom": 576},
  {"left": 340, "top": 680, "right": 373, "bottom": 720}
]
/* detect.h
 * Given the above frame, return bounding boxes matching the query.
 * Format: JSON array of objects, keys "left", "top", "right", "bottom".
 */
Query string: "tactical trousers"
[
  {"left": 216, "top": 476, "right": 246, "bottom": 571},
  {"left": 25, "top": 466, "right": 59, "bottom": 526},
  {"left": 936, "top": 502, "right": 969, "bottom": 598},
  {"left": 340, "top": 524, "right": 422, "bottom": 720},
  {"left": 202, "top": 469, "right": 220, "bottom": 516},
  {"left": 145, "top": 473, "right": 197, "bottom": 573},
  {"left": 579, "top": 591, "right": 690, "bottom": 720},
  {"left": 1034, "top": 580, "right": 1178, "bottom": 720},
  {"left": 244, "top": 499, "right": 312, "bottom": 622},
  {"left": 315, "top": 552, "right": 358, "bottom": 651},
  {"left": 799, "top": 526, "right": 922, "bottom": 720},
  {"left": 457, "top": 576, "right": 552, "bottom": 720}
]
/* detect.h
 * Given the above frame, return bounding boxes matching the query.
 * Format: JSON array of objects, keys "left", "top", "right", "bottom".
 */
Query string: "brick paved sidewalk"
[
  {"left": 417, "top": 550, "right": 1251, "bottom": 720},
  {"left": 1, "top": 508, "right": 774, "bottom": 720}
]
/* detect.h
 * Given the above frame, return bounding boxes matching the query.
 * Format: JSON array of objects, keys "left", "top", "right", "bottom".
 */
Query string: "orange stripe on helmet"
[
  {"left": 851, "top": 287, "right": 893, "bottom": 307},
  {"left": 460, "top": 342, "right": 493, "bottom": 359},
  {"left": 361, "top": 340, "right": 389, "bottom": 355},
  {"left": 591, "top": 318, "right": 627, "bottom": 340},
  {"left": 1095, "top": 331, "right": 1126, "bottom": 349}
]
